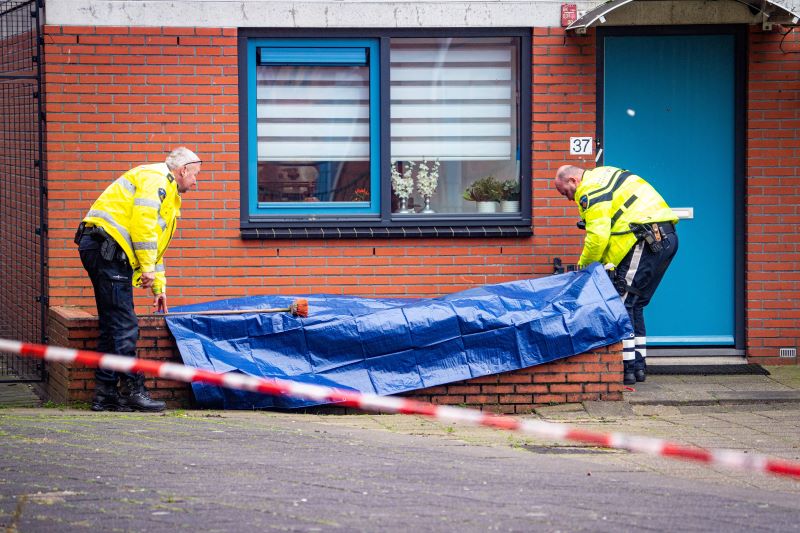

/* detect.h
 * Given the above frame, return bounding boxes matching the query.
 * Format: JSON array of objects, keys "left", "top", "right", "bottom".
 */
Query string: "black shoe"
[
  {"left": 623, "top": 361, "right": 636, "bottom": 385},
  {"left": 119, "top": 375, "right": 166, "bottom": 412},
  {"left": 634, "top": 355, "right": 647, "bottom": 382},
  {"left": 91, "top": 380, "right": 132, "bottom": 412}
]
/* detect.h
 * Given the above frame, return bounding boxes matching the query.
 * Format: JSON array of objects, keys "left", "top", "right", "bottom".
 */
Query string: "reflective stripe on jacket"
[
  {"left": 575, "top": 166, "right": 677, "bottom": 268},
  {"left": 82, "top": 163, "right": 181, "bottom": 295}
]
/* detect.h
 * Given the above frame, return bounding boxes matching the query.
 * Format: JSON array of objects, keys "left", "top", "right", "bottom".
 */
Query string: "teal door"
[{"left": 602, "top": 32, "right": 739, "bottom": 346}]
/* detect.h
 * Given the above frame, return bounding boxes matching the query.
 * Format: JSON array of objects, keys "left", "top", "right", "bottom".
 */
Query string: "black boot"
[
  {"left": 118, "top": 375, "right": 166, "bottom": 412},
  {"left": 623, "top": 360, "right": 636, "bottom": 385},
  {"left": 91, "top": 380, "right": 131, "bottom": 412},
  {"left": 634, "top": 354, "right": 647, "bottom": 383}
]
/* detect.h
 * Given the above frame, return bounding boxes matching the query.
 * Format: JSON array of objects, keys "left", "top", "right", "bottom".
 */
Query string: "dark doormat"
[{"left": 648, "top": 364, "right": 770, "bottom": 376}]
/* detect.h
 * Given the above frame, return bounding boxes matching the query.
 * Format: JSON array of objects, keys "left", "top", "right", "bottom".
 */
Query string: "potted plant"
[
  {"left": 499, "top": 179, "right": 520, "bottom": 213},
  {"left": 463, "top": 175, "right": 502, "bottom": 213},
  {"left": 352, "top": 187, "right": 370, "bottom": 201},
  {"left": 415, "top": 159, "right": 440, "bottom": 213},
  {"left": 390, "top": 161, "right": 415, "bottom": 213}
]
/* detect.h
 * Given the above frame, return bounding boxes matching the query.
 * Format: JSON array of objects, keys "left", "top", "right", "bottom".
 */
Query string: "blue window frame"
[
  {"left": 239, "top": 30, "right": 532, "bottom": 239},
  {"left": 247, "top": 38, "right": 380, "bottom": 215}
]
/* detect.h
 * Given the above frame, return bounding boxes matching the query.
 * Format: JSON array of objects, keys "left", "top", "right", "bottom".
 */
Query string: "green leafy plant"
[
  {"left": 500, "top": 179, "right": 520, "bottom": 201},
  {"left": 462, "top": 175, "right": 503, "bottom": 202}
]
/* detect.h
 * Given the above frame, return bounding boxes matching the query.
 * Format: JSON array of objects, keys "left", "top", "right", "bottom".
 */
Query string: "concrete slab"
[
  {"left": 582, "top": 400, "right": 635, "bottom": 418},
  {"left": 0, "top": 382, "right": 40, "bottom": 408}
]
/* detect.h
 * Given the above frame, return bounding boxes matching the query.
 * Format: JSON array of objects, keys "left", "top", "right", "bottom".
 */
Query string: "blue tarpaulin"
[{"left": 166, "top": 263, "right": 632, "bottom": 409}]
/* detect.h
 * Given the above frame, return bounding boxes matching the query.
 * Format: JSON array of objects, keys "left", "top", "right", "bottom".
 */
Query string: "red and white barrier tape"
[{"left": 3, "top": 337, "right": 800, "bottom": 480}]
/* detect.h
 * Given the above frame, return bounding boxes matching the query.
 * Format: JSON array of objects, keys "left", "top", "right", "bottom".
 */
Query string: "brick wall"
[
  {"left": 40, "top": 25, "right": 602, "bottom": 319},
  {"left": 407, "top": 347, "right": 622, "bottom": 414},
  {"left": 44, "top": 25, "right": 240, "bottom": 311},
  {"left": 46, "top": 306, "right": 193, "bottom": 406},
  {"left": 43, "top": 25, "right": 541, "bottom": 316},
  {"left": 530, "top": 27, "right": 597, "bottom": 273},
  {"left": 46, "top": 306, "right": 623, "bottom": 410},
  {"left": 745, "top": 27, "right": 800, "bottom": 363},
  {"left": 42, "top": 23, "right": 799, "bottom": 366}
]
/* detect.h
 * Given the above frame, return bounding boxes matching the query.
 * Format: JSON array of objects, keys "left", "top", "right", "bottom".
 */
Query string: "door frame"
[{"left": 596, "top": 24, "right": 747, "bottom": 354}]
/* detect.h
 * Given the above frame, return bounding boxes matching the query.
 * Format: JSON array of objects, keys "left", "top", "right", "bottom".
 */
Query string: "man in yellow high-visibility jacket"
[
  {"left": 76, "top": 147, "right": 201, "bottom": 412},
  {"left": 554, "top": 165, "right": 679, "bottom": 385}
]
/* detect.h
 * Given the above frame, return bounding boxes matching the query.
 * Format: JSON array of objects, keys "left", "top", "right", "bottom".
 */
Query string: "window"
[
  {"left": 251, "top": 41, "right": 379, "bottom": 215},
  {"left": 240, "top": 29, "right": 531, "bottom": 239}
]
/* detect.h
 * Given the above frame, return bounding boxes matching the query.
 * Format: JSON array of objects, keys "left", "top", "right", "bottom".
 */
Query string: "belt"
[
  {"left": 83, "top": 225, "right": 105, "bottom": 239},
  {"left": 656, "top": 221, "right": 676, "bottom": 235},
  {"left": 77, "top": 223, "right": 109, "bottom": 243}
]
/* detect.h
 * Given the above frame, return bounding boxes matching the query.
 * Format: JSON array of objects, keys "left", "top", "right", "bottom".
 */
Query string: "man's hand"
[
  {"left": 153, "top": 293, "right": 168, "bottom": 314},
  {"left": 140, "top": 271, "right": 156, "bottom": 289}
]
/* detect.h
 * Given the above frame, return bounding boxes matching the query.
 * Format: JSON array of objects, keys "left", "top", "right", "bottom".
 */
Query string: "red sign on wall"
[{"left": 561, "top": 3, "right": 578, "bottom": 27}]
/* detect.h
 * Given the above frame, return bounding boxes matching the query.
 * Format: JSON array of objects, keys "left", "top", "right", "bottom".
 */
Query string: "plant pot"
[
  {"left": 421, "top": 195, "right": 435, "bottom": 214},
  {"left": 500, "top": 200, "right": 519, "bottom": 213},
  {"left": 477, "top": 201, "right": 497, "bottom": 213},
  {"left": 397, "top": 197, "right": 415, "bottom": 214}
]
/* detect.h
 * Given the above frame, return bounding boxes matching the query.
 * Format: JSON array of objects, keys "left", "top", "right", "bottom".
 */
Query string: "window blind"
[
  {"left": 390, "top": 38, "right": 516, "bottom": 161},
  {"left": 256, "top": 48, "right": 370, "bottom": 162}
]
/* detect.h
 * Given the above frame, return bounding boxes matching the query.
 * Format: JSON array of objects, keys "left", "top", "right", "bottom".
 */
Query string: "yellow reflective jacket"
[
  {"left": 575, "top": 166, "right": 677, "bottom": 268},
  {"left": 82, "top": 163, "right": 181, "bottom": 295}
]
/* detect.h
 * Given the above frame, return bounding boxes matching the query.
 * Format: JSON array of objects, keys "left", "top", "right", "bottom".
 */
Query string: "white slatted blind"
[
  {"left": 256, "top": 64, "right": 370, "bottom": 162},
  {"left": 390, "top": 38, "right": 516, "bottom": 161}
]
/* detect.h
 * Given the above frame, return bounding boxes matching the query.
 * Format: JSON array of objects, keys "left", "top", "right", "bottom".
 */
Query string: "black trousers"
[
  {"left": 78, "top": 234, "right": 138, "bottom": 384},
  {"left": 612, "top": 229, "right": 679, "bottom": 362}
]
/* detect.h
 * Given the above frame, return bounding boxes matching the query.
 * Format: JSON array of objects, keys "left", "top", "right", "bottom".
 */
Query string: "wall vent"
[{"left": 779, "top": 348, "right": 797, "bottom": 358}]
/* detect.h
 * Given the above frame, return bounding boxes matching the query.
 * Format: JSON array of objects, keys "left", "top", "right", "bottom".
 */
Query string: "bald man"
[
  {"left": 77, "top": 147, "right": 201, "bottom": 411},
  {"left": 555, "top": 165, "right": 678, "bottom": 385}
]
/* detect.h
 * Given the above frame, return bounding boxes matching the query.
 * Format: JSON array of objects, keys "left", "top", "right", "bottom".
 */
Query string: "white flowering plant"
[
  {"left": 415, "top": 159, "right": 440, "bottom": 198},
  {"left": 390, "top": 160, "right": 415, "bottom": 200}
]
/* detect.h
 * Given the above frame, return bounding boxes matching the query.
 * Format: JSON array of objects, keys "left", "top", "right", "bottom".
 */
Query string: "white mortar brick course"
[
  {"left": 45, "top": 0, "right": 562, "bottom": 27},
  {"left": 45, "top": 0, "right": 800, "bottom": 29}
]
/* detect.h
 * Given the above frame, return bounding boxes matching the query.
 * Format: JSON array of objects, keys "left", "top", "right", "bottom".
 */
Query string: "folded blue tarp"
[{"left": 166, "top": 262, "right": 632, "bottom": 409}]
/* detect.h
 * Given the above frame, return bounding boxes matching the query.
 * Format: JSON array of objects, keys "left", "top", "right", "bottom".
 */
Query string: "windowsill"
[{"left": 240, "top": 223, "right": 532, "bottom": 239}]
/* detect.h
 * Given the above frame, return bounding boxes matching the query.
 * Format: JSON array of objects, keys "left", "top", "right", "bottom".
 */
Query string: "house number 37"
[{"left": 569, "top": 137, "right": 593, "bottom": 155}]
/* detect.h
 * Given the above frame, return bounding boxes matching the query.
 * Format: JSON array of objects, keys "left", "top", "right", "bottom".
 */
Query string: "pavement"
[
  {"left": 1, "top": 366, "right": 800, "bottom": 531},
  {"left": 624, "top": 363, "right": 800, "bottom": 407},
  {"left": 3, "top": 361, "right": 800, "bottom": 410}
]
